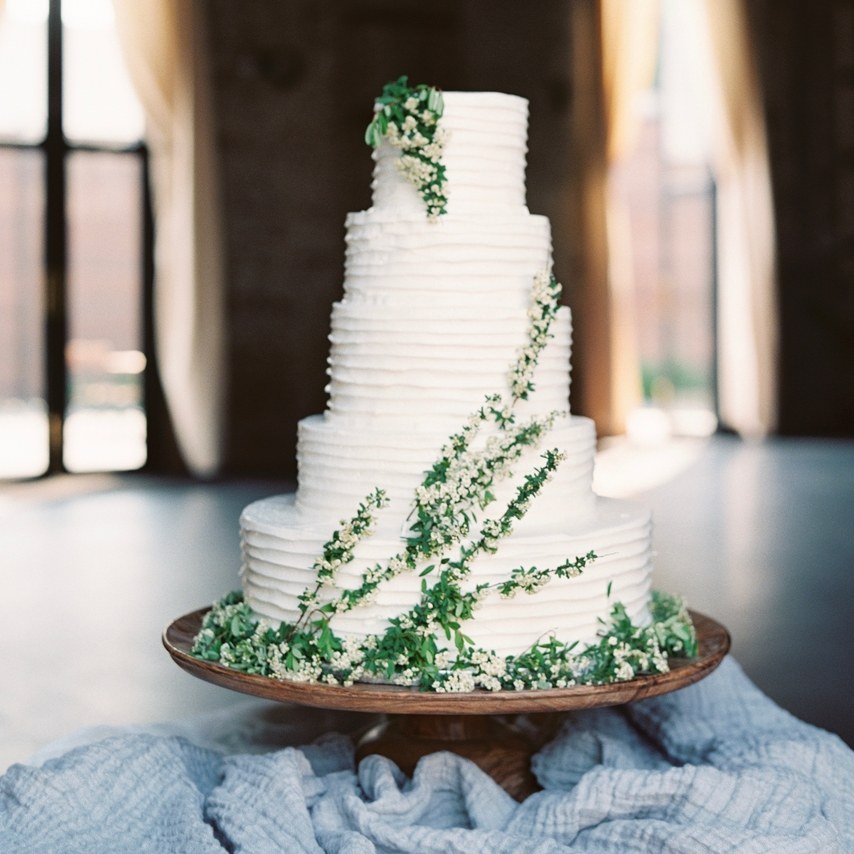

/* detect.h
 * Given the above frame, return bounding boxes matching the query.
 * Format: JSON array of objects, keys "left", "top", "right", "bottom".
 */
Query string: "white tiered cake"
[{"left": 239, "top": 90, "right": 652, "bottom": 660}]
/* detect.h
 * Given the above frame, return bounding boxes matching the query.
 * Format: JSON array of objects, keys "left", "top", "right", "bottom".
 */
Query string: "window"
[
  {"left": 609, "top": 0, "right": 719, "bottom": 441},
  {"left": 0, "top": 0, "right": 148, "bottom": 477}
]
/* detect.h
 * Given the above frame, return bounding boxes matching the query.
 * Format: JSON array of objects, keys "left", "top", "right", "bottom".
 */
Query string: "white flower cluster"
[
  {"left": 272, "top": 654, "right": 323, "bottom": 684},
  {"left": 479, "top": 517, "right": 506, "bottom": 551},
  {"left": 324, "top": 637, "right": 367, "bottom": 686},
  {"left": 389, "top": 668, "right": 420, "bottom": 686},
  {"left": 386, "top": 119, "right": 448, "bottom": 159},
  {"left": 311, "top": 492, "right": 384, "bottom": 579},
  {"left": 501, "top": 569, "right": 548, "bottom": 597},
  {"left": 510, "top": 270, "right": 562, "bottom": 401},
  {"left": 381, "top": 102, "right": 448, "bottom": 219},
  {"left": 470, "top": 650, "right": 508, "bottom": 692},
  {"left": 613, "top": 639, "right": 654, "bottom": 680},
  {"left": 396, "top": 153, "right": 438, "bottom": 184},
  {"left": 434, "top": 651, "right": 453, "bottom": 670},
  {"left": 432, "top": 669, "right": 477, "bottom": 693}
]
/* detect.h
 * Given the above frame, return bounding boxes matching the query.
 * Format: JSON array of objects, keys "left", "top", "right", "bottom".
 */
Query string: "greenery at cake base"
[{"left": 190, "top": 589, "right": 697, "bottom": 693}]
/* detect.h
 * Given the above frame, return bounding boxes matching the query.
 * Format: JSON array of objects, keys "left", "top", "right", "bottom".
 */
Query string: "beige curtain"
[
  {"left": 702, "top": 0, "right": 778, "bottom": 436},
  {"left": 601, "top": 0, "right": 659, "bottom": 433},
  {"left": 569, "top": 2, "right": 610, "bottom": 434},
  {"left": 113, "top": 0, "right": 225, "bottom": 476},
  {"left": 571, "top": 0, "right": 658, "bottom": 436}
]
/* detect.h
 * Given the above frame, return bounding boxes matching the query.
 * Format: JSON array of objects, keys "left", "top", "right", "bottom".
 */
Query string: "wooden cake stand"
[{"left": 164, "top": 608, "right": 730, "bottom": 800}]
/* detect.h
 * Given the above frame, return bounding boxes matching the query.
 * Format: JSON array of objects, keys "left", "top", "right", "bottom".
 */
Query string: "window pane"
[
  {"left": 0, "top": 149, "right": 48, "bottom": 478},
  {"left": 63, "top": 0, "right": 144, "bottom": 145},
  {"left": 0, "top": 0, "right": 48, "bottom": 143},
  {"left": 608, "top": 0, "right": 718, "bottom": 440},
  {"left": 65, "top": 151, "right": 146, "bottom": 473}
]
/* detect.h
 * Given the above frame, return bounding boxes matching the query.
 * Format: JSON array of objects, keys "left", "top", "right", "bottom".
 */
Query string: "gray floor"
[{"left": 1, "top": 435, "right": 852, "bottom": 772}]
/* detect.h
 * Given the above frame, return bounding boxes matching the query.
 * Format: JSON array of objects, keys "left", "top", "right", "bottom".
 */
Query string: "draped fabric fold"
[
  {"left": 570, "top": 0, "right": 658, "bottom": 437},
  {"left": 702, "top": 0, "right": 778, "bottom": 436},
  {"left": 113, "top": 0, "right": 225, "bottom": 476},
  {"left": 573, "top": 0, "right": 777, "bottom": 438}
]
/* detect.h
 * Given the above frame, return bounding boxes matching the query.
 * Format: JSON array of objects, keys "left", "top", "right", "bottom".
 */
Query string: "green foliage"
[
  {"left": 191, "top": 589, "right": 696, "bottom": 691},
  {"left": 364, "top": 76, "right": 448, "bottom": 219}
]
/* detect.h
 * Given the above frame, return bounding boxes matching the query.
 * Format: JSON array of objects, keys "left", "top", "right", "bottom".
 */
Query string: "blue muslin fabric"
[{"left": 1, "top": 657, "right": 852, "bottom": 853}]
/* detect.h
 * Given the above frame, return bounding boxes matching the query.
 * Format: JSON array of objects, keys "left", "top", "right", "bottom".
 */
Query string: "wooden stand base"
[{"left": 356, "top": 714, "right": 542, "bottom": 801}]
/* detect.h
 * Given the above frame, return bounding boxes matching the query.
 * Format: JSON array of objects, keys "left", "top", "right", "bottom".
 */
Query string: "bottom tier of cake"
[{"left": 240, "top": 495, "right": 653, "bottom": 659}]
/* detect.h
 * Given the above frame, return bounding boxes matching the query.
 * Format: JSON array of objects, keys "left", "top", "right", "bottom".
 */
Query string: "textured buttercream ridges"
[
  {"left": 343, "top": 211, "right": 552, "bottom": 304},
  {"left": 240, "top": 496, "right": 652, "bottom": 657},
  {"left": 370, "top": 91, "right": 530, "bottom": 215},
  {"left": 325, "top": 304, "right": 572, "bottom": 420},
  {"left": 293, "top": 413, "right": 596, "bottom": 535}
]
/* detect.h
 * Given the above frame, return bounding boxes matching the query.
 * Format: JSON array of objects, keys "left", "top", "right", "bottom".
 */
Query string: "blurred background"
[
  {"left": 1, "top": 0, "right": 851, "bottom": 479},
  {"left": 0, "top": 0, "right": 852, "bottom": 769}
]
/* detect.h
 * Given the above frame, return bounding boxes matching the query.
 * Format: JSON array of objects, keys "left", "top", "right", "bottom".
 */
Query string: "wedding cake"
[{"left": 236, "top": 83, "right": 656, "bottom": 668}]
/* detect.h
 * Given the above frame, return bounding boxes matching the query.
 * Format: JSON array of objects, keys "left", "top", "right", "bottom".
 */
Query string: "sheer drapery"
[
  {"left": 601, "top": 0, "right": 660, "bottom": 163},
  {"left": 570, "top": 0, "right": 658, "bottom": 436},
  {"left": 574, "top": 0, "right": 776, "bottom": 438},
  {"left": 703, "top": 0, "right": 778, "bottom": 436},
  {"left": 113, "top": 0, "right": 225, "bottom": 476},
  {"left": 601, "top": 0, "right": 659, "bottom": 434}
]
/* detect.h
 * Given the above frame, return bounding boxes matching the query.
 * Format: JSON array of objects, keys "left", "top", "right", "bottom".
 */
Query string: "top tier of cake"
[{"left": 370, "top": 91, "right": 530, "bottom": 215}]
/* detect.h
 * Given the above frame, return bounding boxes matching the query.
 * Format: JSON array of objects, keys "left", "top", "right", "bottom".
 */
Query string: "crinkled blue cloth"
[{"left": 1, "top": 658, "right": 852, "bottom": 853}]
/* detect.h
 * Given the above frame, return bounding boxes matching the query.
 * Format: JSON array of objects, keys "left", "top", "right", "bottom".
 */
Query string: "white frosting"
[
  {"left": 294, "top": 413, "right": 597, "bottom": 536},
  {"left": 343, "top": 211, "right": 551, "bottom": 305},
  {"left": 239, "top": 89, "right": 656, "bottom": 662},
  {"left": 241, "top": 495, "right": 652, "bottom": 658},
  {"left": 370, "top": 92, "right": 530, "bottom": 215},
  {"left": 326, "top": 303, "right": 571, "bottom": 419}
]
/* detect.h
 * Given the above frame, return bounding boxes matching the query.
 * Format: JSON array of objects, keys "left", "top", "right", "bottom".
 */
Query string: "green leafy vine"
[{"left": 365, "top": 76, "right": 448, "bottom": 219}]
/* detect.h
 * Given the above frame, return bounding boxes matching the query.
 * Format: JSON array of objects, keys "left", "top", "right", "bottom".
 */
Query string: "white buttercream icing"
[
  {"left": 294, "top": 413, "right": 597, "bottom": 537},
  {"left": 370, "top": 92, "right": 530, "bottom": 214},
  {"left": 326, "top": 303, "right": 571, "bottom": 419},
  {"left": 241, "top": 495, "right": 652, "bottom": 658},
  {"left": 343, "top": 211, "right": 552, "bottom": 304}
]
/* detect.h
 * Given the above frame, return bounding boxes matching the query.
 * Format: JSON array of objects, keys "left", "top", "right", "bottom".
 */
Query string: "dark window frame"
[{"left": 0, "top": 0, "right": 152, "bottom": 476}]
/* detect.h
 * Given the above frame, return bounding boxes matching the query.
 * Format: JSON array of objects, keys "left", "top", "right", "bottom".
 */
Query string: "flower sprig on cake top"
[
  {"left": 365, "top": 76, "right": 448, "bottom": 219},
  {"left": 192, "top": 269, "right": 698, "bottom": 691}
]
